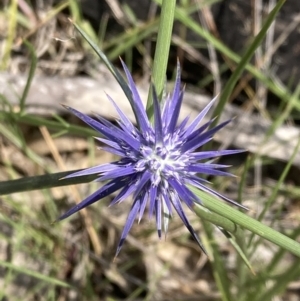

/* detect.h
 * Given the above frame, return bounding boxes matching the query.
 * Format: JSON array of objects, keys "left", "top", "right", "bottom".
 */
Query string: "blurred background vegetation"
[{"left": 0, "top": 0, "right": 300, "bottom": 300}]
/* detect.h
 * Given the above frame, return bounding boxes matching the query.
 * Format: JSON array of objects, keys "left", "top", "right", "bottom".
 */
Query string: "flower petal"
[
  {"left": 97, "top": 165, "right": 136, "bottom": 181},
  {"left": 170, "top": 192, "right": 207, "bottom": 254},
  {"left": 177, "top": 116, "right": 190, "bottom": 133},
  {"left": 138, "top": 192, "right": 148, "bottom": 223},
  {"left": 57, "top": 177, "right": 130, "bottom": 221},
  {"left": 187, "top": 164, "right": 234, "bottom": 177},
  {"left": 106, "top": 93, "right": 136, "bottom": 134},
  {"left": 121, "top": 60, "right": 151, "bottom": 133},
  {"left": 162, "top": 61, "right": 181, "bottom": 124},
  {"left": 100, "top": 146, "right": 126, "bottom": 157},
  {"left": 184, "top": 96, "right": 217, "bottom": 137},
  {"left": 182, "top": 119, "right": 231, "bottom": 152},
  {"left": 132, "top": 171, "right": 152, "bottom": 199},
  {"left": 168, "top": 177, "right": 200, "bottom": 209},
  {"left": 152, "top": 85, "right": 164, "bottom": 144},
  {"left": 109, "top": 182, "right": 137, "bottom": 207},
  {"left": 95, "top": 114, "right": 140, "bottom": 151},
  {"left": 155, "top": 198, "right": 162, "bottom": 238},
  {"left": 167, "top": 91, "right": 184, "bottom": 134},
  {"left": 181, "top": 118, "right": 215, "bottom": 142},
  {"left": 191, "top": 149, "right": 245, "bottom": 161},
  {"left": 149, "top": 185, "right": 158, "bottom": 219},
  {"left": 115, "top": 199, "right": 140, "bottom": 257},
  {"left": 63, "top": 105, "right": 140, "bottom": 151},
  {"left": 63, "top": 162, "right": 120, "bottom": 179},
  {"left": 95, "top": 137, "right": 126, "bottom": 155},
  {"left": 187, "top": 176, "right": 248, "bottom": 210}
]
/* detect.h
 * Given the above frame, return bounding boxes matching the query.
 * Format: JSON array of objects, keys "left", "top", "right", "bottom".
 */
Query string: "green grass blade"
[
  {"left": 220, "top": 228, "right": 254, "bottom": 275},
  {"left": 107, "top": 19, "right": 159, "bottom": 60},
  {"left": 19, "top": 40, "right": 37, "bottom": 114},
  {"left": 0, "top": 122, "right": 46, "bottom": 168},
  {"left": 0, "top": 111, "right": 96, "bottom": 136},
  {"left": 266, "top": 228, "right": 300, "bottom": 275},
  {"left": 260, "top": 84, "right": 300, "bottom": 145},
  {"left": 195, "top": 203, "right": 241, "bottom": 234},
  {"left": 198, "top": 193, "right": 300, "bottom": 257},
  {"left": 1, "top": 0, "right": 18, "bottom": 70},
  {"left": 202, "top": 221, "right": 233, "bottom": 301},
  {"left": 147, "top": 0, "right": 176, "bottom": 113},
  {"left": 195, "top": 204, "right": 254, "bottom": 273},
  {"left": 209, "top": 0, "right": 285, "bottom": 128},
  {"left": 254, "top": 260, "right": 300, "bottom": 301},
  {"left": 247, "top": 134, "right": 300, "bottom": 249},
  {"left": 191, "top": 174, "right": 300, "bottom": 258},
  {"left": 71, "top": 20, "right": 129, "bottom": 85},
  {"left": 0, "top": 170, "right": 98, "bottom": 195},
  {"left": 0, "top": 259, "right": 71, "bottom": 288},
  {"left": 71, "top": 21, "right": 150, "bottom": 130},
  {"left": 174, "top": 0, "right": 300, "bottom": 111}
]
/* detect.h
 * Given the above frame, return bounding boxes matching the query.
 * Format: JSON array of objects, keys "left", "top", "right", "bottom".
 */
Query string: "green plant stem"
[
  {"left": 195, "top": 203, "right": 253, "bottom": 274},
  {"left": 146, "top": 0, "right": 176, "bottom": 119},
  {"left": 172, "top": 0, "right": 298, "bottom": 112},
  {"left": 191, "top": 187, "right": 300, "bottom": 258},
  {"left": 0, "top": 259, "right": 71, "bottom": 288},
  {"left": 1, "top": 0, "right": 17, "bottom": 70},
  {"left": 208, "top": 0, "right": 285, "bottom": 129},
  {"left": 2, "top": 165, "right": 300, "bottom": 259},
  {"left": 247, "top": 134, "right": 300, "bottom": 250},
  {"left": 19, "top": 41, "right": 37, "bottom": 114},
  {"left": 0, "top": 112, "right": 96, "bottom": 137},
  {"left": 253, "top": 259, "right": 300, "bottom": 301},
  {"left": 0, "top": 170, "right": 98, "bottom": 195},
  {"left": 107, "top": 18, "right": 159, "bottom": 60},
  {"left": 194, "top": 203, "right": 241, "bottom": 235},
  {"left": 202, "top": 221, "right": 233, "bottom": 301}
]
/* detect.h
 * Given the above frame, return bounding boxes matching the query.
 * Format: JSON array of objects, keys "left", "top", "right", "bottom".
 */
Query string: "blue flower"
[{"left": 58, "top": 61, "right": 245, "bottom": 257}]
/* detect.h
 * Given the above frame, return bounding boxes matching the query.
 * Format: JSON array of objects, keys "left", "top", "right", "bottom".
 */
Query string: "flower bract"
[{"left": 58, "top": 61, "right": 245, "bottom": 257}]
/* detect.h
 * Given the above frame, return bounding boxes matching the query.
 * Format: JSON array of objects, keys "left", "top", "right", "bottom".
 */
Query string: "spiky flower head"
[{"left": 58, "top": 61, "right": 245, "bottom": 257}]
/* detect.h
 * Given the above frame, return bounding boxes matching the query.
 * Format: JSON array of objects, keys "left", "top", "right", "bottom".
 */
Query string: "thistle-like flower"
[{"left": 58, "top": 61, "right": 245, "bottom": 256}]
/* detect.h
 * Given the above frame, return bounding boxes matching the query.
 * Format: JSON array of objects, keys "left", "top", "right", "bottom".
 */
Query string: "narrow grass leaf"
[
  {"left": 254, "top": 259, "right": 300, "bottom": 301},
  {"left": 171, "top": 0, "right": 300, "bottom": 112},
  {"left": 220, "top": 228, "right": 255, "bottom": 275},
  {"left": 146, "top": 0, "right": 176, "bottom": 119},
  {"left": 209, "top": 0, "right": 285, "bottom": 129},
  {"left": 0, "top": 260, "right": 71, "bottom": 288},
  {"left": 19, "top": 40, "right": 37, "bottom": 114},
  {"left": 70, "top": 22, "right": 138, "bottom": 119},
  {"left": 202, "top": 221, "right": 232, "bottom": 301},
  {"left": 0, "top": 112, "right": 96, "bottom": 136},
  {"left": 191, "top": 186, "right": 300, "bottom": 258},
  {"left": 247, "top": 134, "right": 300, "bottom": 250},
  {"left": 0, "top": 170, "right": 98, "bottom": 195},
  {"left": 107, "top": 19, "right": 159, "bottom": 60},
  {"left": 195, "top": 204, "right": 254, "bottom": 273}
]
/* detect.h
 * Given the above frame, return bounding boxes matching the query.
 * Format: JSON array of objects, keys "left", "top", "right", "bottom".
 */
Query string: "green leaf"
[
  {"left": 0, "top": 259, "right": 71, "bottom": 288},
  {"left": 70, "top": 21, "right": 144, "bottom": 128},
  {"left": 209, "top": 0, "right": 286, "bottom": 129},
  {"left": 220, "top": 228, "right": 255, "bottom": 275},
  {"left": 0, "top": 170, "right": 98, "bottom": 196},
  {"left": 19, "top": 40, "right": 37, "bottom": 114},
  {"left": 194, "top": 204, "right": 254, "bottom": 273},
  {"left": 146, "top": 0, "right": 176, "bottom": 118},
  {"left": 192, "top": 186, "right": 300, "bottom": 258},
  {"left": 174, "top": 0, "right": 299, "bottom": 113}
]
